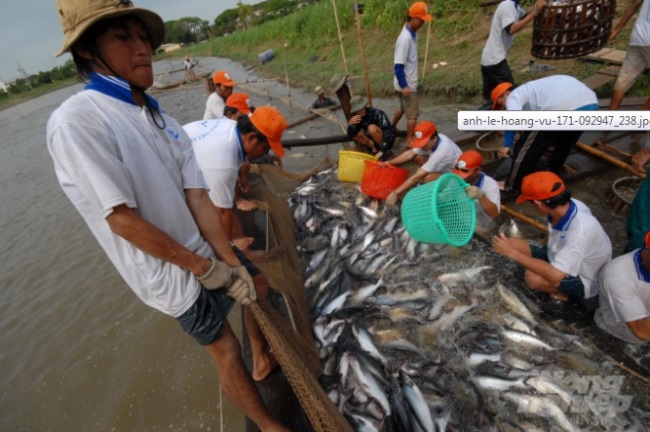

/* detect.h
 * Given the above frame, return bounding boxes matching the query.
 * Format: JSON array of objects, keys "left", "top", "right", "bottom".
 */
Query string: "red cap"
[
  {"left": 226, "top": 93, "right": 252, "bottom": 115},
  {"left": 516, "top": 171, "right": 566, "bottom": 204},
  {"left": 213, "top": 70, "right": 236, "bottom": 87},
  {"left": 409, "top": 2, "right": 433, "bottom": 21},
  {"left": 409, "top": 121, "right": 437, "bottom": 148},
  {"left": 453, "top": 150, "right": 483, "bottom": 179},
  {"left": 645, "top": 231, "right": 650, "bottom": 249},
  {"left": 491, "top": 82, "right": 513, "bottom": 110},
  {"left": 249, "top": 106, "right": 288, "bottom": 158}
]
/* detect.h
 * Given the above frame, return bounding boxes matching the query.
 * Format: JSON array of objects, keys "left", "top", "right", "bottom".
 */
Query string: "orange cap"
[
  {"left": 226, "top": 93, "right": 252, "bottom": 115},
  {"left": 645, "top": 231, "right": 650, "bottom": 249},
  {"left": 409, "top": 121, "right": 437, "bottom": 148},
  {"left": 213, "top": 70, "right": 236, "bottom": 87},
  {"left": 516, "top": 171, "right": 566, "bottom": 204},
  {"left": 491, "top": 82, "right": 513, "bottom": 110},
  {"left": 249, "top": 106, "right": 288, "bottom": 157},
  {"left": 409, "top": 2, "right": 433, "bottom": 21},
  {"left": 453, "top": 150, "right": 483, "bottom": 179}
]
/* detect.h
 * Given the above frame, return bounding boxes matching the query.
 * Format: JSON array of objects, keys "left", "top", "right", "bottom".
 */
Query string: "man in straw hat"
[
  {"left": 452, "top": 150, "right": 501, "bottom": 233},
  {"left": 392, "top": 2, "right": 432, "bottom": 145},
  {"left": 311, "top": 85, "right": 336, "bottom": 109},
  {"left": 491, "top": 75, "right": 598, "bottom": 195},
  {"left": 385, "top": 120, "right": 461, "bottom": 206},
  {"left": 204, "top": 70, "right": 237, "bottom": 120},
  {"left": 595, "top": 230, "right": 650, "bottom": 343},
  {"left": 46, "top": 1, "right": 290, "bottom": 429},
  {"left": 347, "top": 95, "right": 395, "bottom": 159},
  {"left": 479, "top": 0, "right": 546, "bottom": 107},
  {"left": 492, "top": 172, "right": 610, "bottom": 313}
]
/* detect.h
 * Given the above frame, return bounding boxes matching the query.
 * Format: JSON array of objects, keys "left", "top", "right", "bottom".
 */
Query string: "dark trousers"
[
  {"left": 506, "top": 130, "right": 584, "bottom": 191},
  {"left": 481, "top": 59, "right": 515, "bottom": 104}
]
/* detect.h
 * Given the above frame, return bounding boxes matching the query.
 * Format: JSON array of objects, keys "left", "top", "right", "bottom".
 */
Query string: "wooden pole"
[
  {"left": 331, "top": 0, "right": 349, "bottom": 77},
  {"left": 500, "top": 204, "right": 548, "bottom": 233},
  {"left": 421, "top": 21, "right": 432, "bottom": 80},
  {"left": 353, "top": 0, "right": 372, "bottom": 107},
  {"left": 575, "top": 141, "right": 646, "bottom": 180}
]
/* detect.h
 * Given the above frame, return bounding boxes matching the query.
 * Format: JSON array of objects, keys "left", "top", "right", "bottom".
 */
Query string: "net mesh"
[{"left": 238, "top": 158, "right": 354, "bottom": 432}]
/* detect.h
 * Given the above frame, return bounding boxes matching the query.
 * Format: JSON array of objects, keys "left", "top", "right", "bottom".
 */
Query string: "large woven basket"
[{"left": 531, "top": 0, "right": 616, "bottom": 60}]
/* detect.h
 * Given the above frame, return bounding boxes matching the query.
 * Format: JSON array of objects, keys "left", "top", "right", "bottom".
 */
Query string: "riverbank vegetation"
[{"left": 181, "top": 0, "right": 647, "bottom": 105}]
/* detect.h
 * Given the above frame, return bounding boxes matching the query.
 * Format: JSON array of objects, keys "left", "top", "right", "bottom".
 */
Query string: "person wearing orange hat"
[
  {"left": 224, "top": 92, "right": 254, "bottom": 120},
  {"left": 595, "top": 231, "right": 650, "bottom": 343},
  {"left": 392, "top": 2, "right": 432, "bottom": 145},
  {"left": 46, "top": 1, "right": 290, "bottom": 430},
  {"left": 480, "top": 0, "right": 547, "bottom": 107},
  {"left": 204, "top": 70, "right": 237, "bottom": 120},
  {"left": 491, "top": 75, "right": 598, "bottom": 195},
  {"left": 386, "top": 120, "right": 462, "bottom": 206},
  {"left": 453, "top": 150, "right": 500, "bottom": 233},
  {"left": 493, "top": 172, "right": 611, "bottom": 311}
]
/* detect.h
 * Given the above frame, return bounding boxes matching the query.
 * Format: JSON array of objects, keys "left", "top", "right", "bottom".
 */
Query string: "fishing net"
[{"left": 238, "top": 158, "right": 354, "bottom": 432}]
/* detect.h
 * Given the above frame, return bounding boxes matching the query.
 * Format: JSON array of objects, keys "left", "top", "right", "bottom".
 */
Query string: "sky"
[{"left": 0, "top": 0, "right": 259, "bottom": 83}]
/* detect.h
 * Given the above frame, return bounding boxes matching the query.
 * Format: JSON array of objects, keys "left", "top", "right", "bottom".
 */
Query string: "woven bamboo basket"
[
  {"left": 531, "top": 0, "right": 616, "bottom": 60},
  {"left": 605, "top": 176, "right": 641, "bottom": 217}
]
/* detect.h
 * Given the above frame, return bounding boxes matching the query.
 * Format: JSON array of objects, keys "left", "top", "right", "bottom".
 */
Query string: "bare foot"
[
  {"left": 252, "top": 349, "right": 279, "bottom": 382},
  {"left": 232, "top": 237, "right": 254, "bottom": 250}
]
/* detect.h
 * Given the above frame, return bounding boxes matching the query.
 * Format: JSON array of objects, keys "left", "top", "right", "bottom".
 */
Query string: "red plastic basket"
[{"left": 360, "top": 161, "right": 410, "bottom": 200}]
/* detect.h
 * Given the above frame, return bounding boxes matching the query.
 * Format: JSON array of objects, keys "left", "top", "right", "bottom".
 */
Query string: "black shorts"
[
  {"left": 529, "top": 243, "right": 585, "bottom": 299},
  {"left": 175, "top": 247, "right": 260, "bottom": 345}
]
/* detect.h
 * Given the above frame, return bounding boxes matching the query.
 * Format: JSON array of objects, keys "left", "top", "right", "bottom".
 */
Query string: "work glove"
[
  {"left": 228, "top": 265, "right": 257, "bottom": 305},
  {"left": 385, "top": 191, "right": 399, "bottom": 207},
  {"left": 466, "top": 186, "right": 484, "bottom": 200},
  {"left": 197, "top": 258, "right": 233, "bottom": 290}
]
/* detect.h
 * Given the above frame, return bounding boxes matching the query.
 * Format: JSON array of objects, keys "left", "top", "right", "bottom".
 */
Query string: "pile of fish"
[{"left": 288, "top": 167, "right": 650, "bottom": 432}]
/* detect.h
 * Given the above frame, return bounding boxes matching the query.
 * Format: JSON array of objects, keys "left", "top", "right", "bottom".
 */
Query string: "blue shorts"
[
  {"left": 176, "top": 247, "right": 260, "bottom": 346},
  {"left": 529, "top": 243, "right": 585, "bottom": 299}
]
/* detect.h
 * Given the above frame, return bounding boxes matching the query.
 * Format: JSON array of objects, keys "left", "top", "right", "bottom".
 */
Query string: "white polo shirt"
[
  {"left": 184, "top": 118, "right": 245, "bottom": 209},
  {"left": 47, "top": 87, "right": 211, "bottom": 317},
  {"left": 546, "top": 199, "right": 612, "bottom": 298},
  {"left": 595, "top": 250, "right": 650, "bottom": 344},
  {"left": 506, "top": 75, "right": 598, "bottom": 111},
  {"left": 630, "top": 0, "right": 650, "bottom": 46},
  {"left": 481, "top": 0, "right": 526, "bottom": 66},
  {"left": 420, "top": 134, "right": 463, "bottom": 174},
  {"left": 203, "top": 92, "right": 225, "bottom": 120},
  {"left": 393, "top": 25, "right": 419, "bottom": 91},
  {"left": 475, "top": 173, "right": 501, "bottom": 231}
]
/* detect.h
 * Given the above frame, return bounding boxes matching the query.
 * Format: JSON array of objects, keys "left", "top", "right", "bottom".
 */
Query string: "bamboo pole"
[
  {"left": 575, "top": 142, "right": 646, "bottom": 180},
  {"left": 353, "top": 0, "right": 372, "bottom": 106},
  {"left": 331, "top": 0, "right": 349, "bottom": 77},
  {"left": 500, "top": 204, "right": 548, "bottom": 233},
  {"left": 421, "top": 21, "right": 432, "bottom": 80}
]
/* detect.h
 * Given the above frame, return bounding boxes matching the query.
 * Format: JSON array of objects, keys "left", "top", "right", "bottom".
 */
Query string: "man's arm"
[
  {"left": 184, "top": 188, "right": 241, "bottom": 267},
  {"left": 508, "top": 0, "right": 546, "bottom": 34},
  {"left": 388, "top": 149, "right": 416, "bottom": 165},
  {"left": 393, "top": 168, "right": 429, "bottom": 197},
  {"left": 106, "top": 204, "right": 212, "bottom": 276},
  {"left": 627, "top": 317, "right": 650, "bottom": 341},
  {"left": 610, "top": 0, "right": 644, "bottom": 40},
  {"left": 478, "top": 194, "right": 500, "bottom": 219},
  {"left": 631, "top": 148, "right": 650, "bottom": 173}
]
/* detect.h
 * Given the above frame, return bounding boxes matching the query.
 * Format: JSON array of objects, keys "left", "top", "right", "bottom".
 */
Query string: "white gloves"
[
  {"left": 229, "top": 265, "right": 257, "bottom": 305},
  {"left": 466, "top": 186, "right": 484, "bottom": 200},
  {"left": 386, "top": 191, "right": 399, "bottom": 207},
  {"left": 197, "top": 259, "right": 257, "bottom": 305}
]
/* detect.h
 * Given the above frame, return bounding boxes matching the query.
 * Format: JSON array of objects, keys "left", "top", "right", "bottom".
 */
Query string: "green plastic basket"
[{"left": 401, "top": 173, "right": 476, "bottom": 246}]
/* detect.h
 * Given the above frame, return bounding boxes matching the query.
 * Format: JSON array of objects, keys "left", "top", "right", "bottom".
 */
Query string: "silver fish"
[
  {"left": 503, "top": 393, "right": 578, "bottom": 432},
  {"left": 501, "top": 329, "right": 554, "bottom": 351},
  {"left": 498, "top": 218, "right": 523, "bottom": 238}
]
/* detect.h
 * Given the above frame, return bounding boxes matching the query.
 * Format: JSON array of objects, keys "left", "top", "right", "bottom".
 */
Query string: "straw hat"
[
  {"left": 330, "top": 74, "right": 348, "bottom": 93},
  {"left": 55, "top": 0, "right": 164, "bottom": 57},
  {"left": 349, "top": 95, "right": 367, "bottom": 113}
]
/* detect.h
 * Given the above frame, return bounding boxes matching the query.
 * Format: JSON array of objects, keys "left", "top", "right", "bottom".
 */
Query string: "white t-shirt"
[
  {"left": 421, "top": 134, "right": 463, "bottom": 174},
  {"left": 481, "top": 0, "right": 526, "bottom": 66},
  {"left": 630, "top": 0, "right": 650, "bottom": 46},
  {"left": 546, "top": 199, "right": 612, "bottom": 298},
  {"left": 595, "top": 250, "right": 650, "bottom": 344},
  {"left": 47, "top": 90, "right": 212, "bottom": 317},
  {"left": 506, "top": 75, "right": 598, "bottom": 111},
  {"left": 393, "top": 25, "right": 419, "bottom": 91},
  {"left": 203, "top": 92, "right": 225, "bottom": 120},
  {"left": 184, "top": 118, "right": 245, "bottom": 209},
  {"left": 475, "top": 173, "right": 501, "bottom": 231}
]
